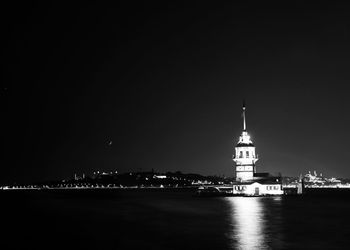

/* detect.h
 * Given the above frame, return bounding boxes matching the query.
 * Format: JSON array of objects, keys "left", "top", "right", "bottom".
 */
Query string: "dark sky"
[{"left": 3, "top": 2, "right": 350, "bottom": 184}]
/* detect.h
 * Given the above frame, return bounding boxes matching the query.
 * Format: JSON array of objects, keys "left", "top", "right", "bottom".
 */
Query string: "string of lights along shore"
[{"left": 233, "top": 101, "right": 258, "bottom": 182}]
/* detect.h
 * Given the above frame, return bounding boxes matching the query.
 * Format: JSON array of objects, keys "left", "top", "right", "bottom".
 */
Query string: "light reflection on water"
[{"left": 226, "top": 197, "right": 282, "bottom": 250}]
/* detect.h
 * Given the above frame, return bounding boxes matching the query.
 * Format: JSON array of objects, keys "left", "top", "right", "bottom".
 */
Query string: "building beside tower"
[{"left": 231, "top": 102, "right": 283, "bottom": 196}]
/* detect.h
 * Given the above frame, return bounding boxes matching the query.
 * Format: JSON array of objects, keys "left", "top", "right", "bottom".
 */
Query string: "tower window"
[
  {"left": 239, "top": 151, "right": 243, "bottom": 158},
  {"left": 246, "top": 151, "right": 249, "bottom": 158}
]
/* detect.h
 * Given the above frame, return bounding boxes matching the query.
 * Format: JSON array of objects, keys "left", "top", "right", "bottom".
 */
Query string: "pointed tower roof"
[
  {"left": 243, "top": 99, "right": 246, "bottom": 131},
  {"left": 236, "top": 101, "right": 254, "bottom": 147}
]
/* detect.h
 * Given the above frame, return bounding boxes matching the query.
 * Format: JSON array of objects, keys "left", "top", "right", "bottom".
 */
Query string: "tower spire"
[{"left": 243, "top": 100, "right": 246, "bottom": 131}]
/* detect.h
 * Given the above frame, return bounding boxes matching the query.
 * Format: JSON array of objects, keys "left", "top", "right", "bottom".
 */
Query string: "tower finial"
[{"left": 243, "top": 100, "right": 246, "bottom": 131}]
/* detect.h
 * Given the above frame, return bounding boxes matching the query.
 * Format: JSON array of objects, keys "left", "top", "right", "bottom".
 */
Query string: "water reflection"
[{"left": 226, "top": 197, "right": 282, "bottom": 250}]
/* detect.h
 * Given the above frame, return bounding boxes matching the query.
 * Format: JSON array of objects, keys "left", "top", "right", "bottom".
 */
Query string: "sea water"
[{"left": 1, "top": 189, "right": 350, "bottom": 249}]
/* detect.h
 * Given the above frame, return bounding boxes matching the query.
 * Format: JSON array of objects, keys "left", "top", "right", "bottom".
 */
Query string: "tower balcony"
[{"left": 232, "top": 154, "right": 259, "bottom": 160}]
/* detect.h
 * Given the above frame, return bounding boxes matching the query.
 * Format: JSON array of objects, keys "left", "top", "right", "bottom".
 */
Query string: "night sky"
[{"left": 3, "top": 2, "right": 350, "bottom": 184}]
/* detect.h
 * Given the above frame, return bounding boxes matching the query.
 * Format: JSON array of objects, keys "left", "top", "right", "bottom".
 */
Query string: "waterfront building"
[{"left": 232, "top": 102, "right": 283, "bottom": 196}]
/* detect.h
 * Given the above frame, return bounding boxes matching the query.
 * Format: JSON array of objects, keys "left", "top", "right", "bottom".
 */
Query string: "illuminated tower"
[{"left": 233, "top": 102, "right": 258, "bottom": 182}]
